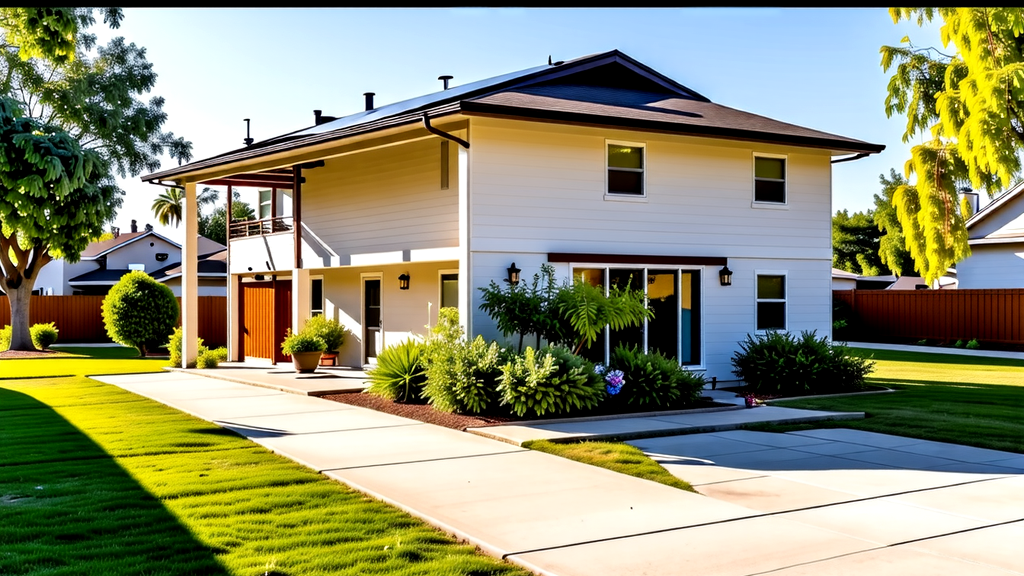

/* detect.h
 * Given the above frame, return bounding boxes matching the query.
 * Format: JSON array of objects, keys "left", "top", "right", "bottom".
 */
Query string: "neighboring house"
[
  {"left": 33, "top": 230, "right": 227, "bottom": 296},
  {"left": 959, "top": 183, "right": 1024, "bottom": 288},
  {"left": 142, "top": 50, "right": 883, "bottom": 379},
  {"left": 831, "top": 268, "right": 858, "bottom": 290}
]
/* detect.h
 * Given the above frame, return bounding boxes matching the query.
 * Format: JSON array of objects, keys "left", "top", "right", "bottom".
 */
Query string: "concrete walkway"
[{"left": 93, "top": 372, "right": 1024, "bottom": 576}]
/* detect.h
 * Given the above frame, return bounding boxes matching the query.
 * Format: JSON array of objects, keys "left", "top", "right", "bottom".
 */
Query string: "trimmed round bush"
[
  {"left": 0, "top": 325, "right": 11, "bottom": 352},
  {"left": 30, "top": 322, "right": 59, "bottom": 349},
  {"left": 102, "top": 270, "right": 179, "bottom": 357}
]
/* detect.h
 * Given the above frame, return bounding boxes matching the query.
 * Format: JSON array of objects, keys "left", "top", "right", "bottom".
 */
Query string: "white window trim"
[
  {"left": 570, "top": 262, "right": 705, "bottom": 369},
  {"left": 752, "top": 152, "right": 788, "bottom": 208},
  {"left": 437, "top": 269, "right": 459, "bottom": 328},
  {"left": 605, "top": 139, "right": 648, "bottom": 201},
  {"left": 754, "top": 270, "right": 788, "bottom": 332},
  {"left": 310, "top": 274, "right": 324, "bottom": 316}
]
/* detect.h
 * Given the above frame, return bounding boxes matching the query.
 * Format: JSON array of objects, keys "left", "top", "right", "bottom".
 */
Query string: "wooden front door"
[{"left": 241, "top": 279, "right": 292, "bottom": 363}]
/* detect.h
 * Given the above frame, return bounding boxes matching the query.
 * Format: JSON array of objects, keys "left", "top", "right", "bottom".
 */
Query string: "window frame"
[
  {"left": 752, "top": 153, "right": 788, "bottom": 207},
  {"left": 754, "top": 270, "right": 788, "bottom": 332},
  {"left": 570, "top": 262, "right": 705, "bottom": 369},
  {"left": 438, "top": 269, "right": 459, "bottom": 312},
  {"left": 605, "top": 139, "right": 648, "bottom": 201},
  {"left": 310, "top": 275, "right": 324, "bottom": 317}
]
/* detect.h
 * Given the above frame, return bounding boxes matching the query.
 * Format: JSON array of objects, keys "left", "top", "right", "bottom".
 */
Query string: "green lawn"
[
  {"left": 524, "top": 439, "right": 696, "bottom": 493},
  {"left": 760, "top": 348, "right": 1024, "bottom": 453},
  {"left": 0, "top": 351, "right": 527, "bottom": 575}
]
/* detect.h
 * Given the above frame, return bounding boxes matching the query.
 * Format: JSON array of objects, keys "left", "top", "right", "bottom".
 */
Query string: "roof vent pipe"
[
  {"left": 313, "top": 110, "right": 337, "bottom": 126},
  {"left": 364, "top": 92, "right": 375, "bottom": 111},
  {"left": 438, "top": 75, "right": 453, "bottom": 90}
]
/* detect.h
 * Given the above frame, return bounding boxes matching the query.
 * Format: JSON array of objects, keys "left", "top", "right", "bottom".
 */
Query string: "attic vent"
[
  {"left": 438, "top": 75, "right": 453, "bottom": 90},
  {"left": 155, "top": 252, "right": 169, "bottom": 262},
  {"left": 363, "top": 92, "right": 375, "bottom": 111}
]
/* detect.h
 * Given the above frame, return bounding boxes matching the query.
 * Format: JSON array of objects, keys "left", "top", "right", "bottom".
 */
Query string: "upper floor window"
[
  {"left": 607, "top": 141, "right": 645, "bottom": 197},
  {"left": 754, "top": 155, "right": 786, "bottom": 204}
]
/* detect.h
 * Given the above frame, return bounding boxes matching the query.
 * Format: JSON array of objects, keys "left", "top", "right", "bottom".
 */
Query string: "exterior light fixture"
[
  {"left": 719, "top": 265, "right": 733, "bottom": 287},
  {"left": 506, "top": 262, "right": 521, "bottom": 286},
  {"left": 398, "top": 273, "right": 410, "bottom": 290}
]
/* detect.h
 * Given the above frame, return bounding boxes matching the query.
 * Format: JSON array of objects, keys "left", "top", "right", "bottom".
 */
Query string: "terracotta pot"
[
  {"left": 291, "top": 351, "right": 323, "bottom": 373},
  {"left": 320, "top": 352, "right": 338, "bottom": 366}
]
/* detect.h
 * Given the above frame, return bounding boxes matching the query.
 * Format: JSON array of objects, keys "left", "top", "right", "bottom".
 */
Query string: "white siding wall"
[
  {"left": 106, "top": 237, "right": 180, "bottom": 271},
  {"left": 467, "top": 119, "right": 834, "bottom": 381},
  {"left": 957, "top": 244, "right": 1024, "bottom": 288},
  {"left": 301, "top": 137, "right": 458, "bottom": 263},
  {"left": 969, "top": 192, "right": 1024, "bottom": 239}
]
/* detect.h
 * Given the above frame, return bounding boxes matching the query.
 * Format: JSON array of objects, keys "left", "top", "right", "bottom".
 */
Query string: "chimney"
[
  {"left": 111, "top": 226, "right": 119, "bottom": 238},
  {"left": 364, "top": 92, "right": 375, "bottom": 111},
  {"left": 958, "top": 189, "right": 980, "bottom": 217},
  {"left": 313, "top": 109, "right": 337, "bottom": 126},
  {"left": 438, "top": 75, "right": 453, "bottom": 90},
  {"left": 130, "top": 219, "right": 138, "bottom": 233}
]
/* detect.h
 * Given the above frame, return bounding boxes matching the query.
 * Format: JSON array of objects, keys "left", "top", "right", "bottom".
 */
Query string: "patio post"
[{"left": 181, "top": 181, "right": 199, "bottom": 367}]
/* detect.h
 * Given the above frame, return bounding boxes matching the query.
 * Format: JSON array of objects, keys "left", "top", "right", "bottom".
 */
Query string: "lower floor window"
[
  {"left": 572, "top": 266, "right": 701, "bottom": 366},
  {"left": 756, "top": 273, "right": 786, "bottom": 330}
]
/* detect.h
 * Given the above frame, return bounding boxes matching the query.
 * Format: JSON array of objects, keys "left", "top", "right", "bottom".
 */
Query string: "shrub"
[
  {"left": 954, "top": 339, "right": 965, "bottom": 348},
  {"left": 303, "top": 315, "right": 345, "bottom": 352},
  {"left": 498, "top": 345, "right": 605, "bottom": 418},
  {"left": 966, "top": 338, "right": 981, "bottom": 350},
  {"left": 607, "top": 345, "right": 706, "bottom": 409},
  {"left": 29, "top": 322, "right": 59, "bottom": 349},
  {"left": 195, "top": 347, "right": 224, "bottom": 369},
  {"left": 366, "top": 339, "right": 427, "bottom": 403},
  {"left": 730, "top": 330, "right": 874, "bottom": 395},
  {"left": 0, "top": 324, "right": 10, "bottom": 351},
  {"left": 421, "top": 308, "right": 505, "bottom": 414},
  {"left": 102, "top": 270, "right": 179, "bottom": 356},
  {"left": 281, "top": 328, "right": 326, "bottom": 355},
  {"left": 168, "top": 326, "right": 206, "bottom": 367}
]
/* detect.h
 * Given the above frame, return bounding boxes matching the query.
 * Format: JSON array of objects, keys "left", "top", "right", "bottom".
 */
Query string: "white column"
[
  {"left": 292, "top": 268, "right": 310, "bottom": 334},
  {"left": 228, "top": 274, "right": 240, "bottom": 362},
  {"left": 182, "top": 182, "right": 199, "bottom": 367},
  {"left": 457, "top": 144, "right": 471, "bottom": 336}
]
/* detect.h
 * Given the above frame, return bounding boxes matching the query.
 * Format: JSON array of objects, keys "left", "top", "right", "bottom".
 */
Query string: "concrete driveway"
[{"left": 623, "top": 429, "right": 1024, "bottom": 575}]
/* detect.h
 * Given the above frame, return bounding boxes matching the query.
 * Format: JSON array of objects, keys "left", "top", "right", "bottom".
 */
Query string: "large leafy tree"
[
  {"left": 0, "top": 8, "right": 192, "bottom": 350},
  {"left": 832, "top": 209, "right": 884, "bottom": 276},
  {"left": 873, "top": 169, "right": 924, "bottom": 277},
  {"left": 0, "top": 97, "right": 120, "bottom": 350},
  {"left": 881, "top": 7, "right": 1024, "bottom": 282},
  {"left": 152, "top": 187, "right": 219, "bottom": 228}
]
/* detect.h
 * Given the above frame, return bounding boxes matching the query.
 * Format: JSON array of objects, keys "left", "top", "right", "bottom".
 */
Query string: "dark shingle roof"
[{"left": 143, "top": 50, "right": 882, "bottom": 183}]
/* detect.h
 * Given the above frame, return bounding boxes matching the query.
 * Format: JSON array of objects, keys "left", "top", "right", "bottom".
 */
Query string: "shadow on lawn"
[{"left": 0, "top": 387, "right": 230, "bottom": 575}]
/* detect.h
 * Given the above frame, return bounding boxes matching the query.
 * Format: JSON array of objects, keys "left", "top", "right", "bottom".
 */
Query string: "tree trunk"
[{"left": 6, "top": 282, "right": 36, "bottom": 351}]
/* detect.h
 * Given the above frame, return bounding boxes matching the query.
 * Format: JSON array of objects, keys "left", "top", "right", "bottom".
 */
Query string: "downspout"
[{"left": 422, "top": 113, "right": 470, "bottom": 149}]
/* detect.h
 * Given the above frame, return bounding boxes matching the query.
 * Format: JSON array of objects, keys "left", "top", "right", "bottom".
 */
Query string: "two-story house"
[
  {"left": 143, "top": 50, "right": 883, "bottom": 378},
  {"left": 958, "top": 183, "right": 1024, "bottom": 288}
]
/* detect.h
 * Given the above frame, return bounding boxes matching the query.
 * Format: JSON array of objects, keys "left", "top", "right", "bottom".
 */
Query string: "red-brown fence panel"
[
  {"left": 835, "top": 289, "right": 1024, "bottom": 346},
  {"left": 0, "top": 295, "right": 228, "bottom": 347}
]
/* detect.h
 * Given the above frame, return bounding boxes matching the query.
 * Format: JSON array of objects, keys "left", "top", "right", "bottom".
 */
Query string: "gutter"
[
  {"left": 831, "top": 153, "right": 871, "bottom": 164},
  {"left": 422, "top": 113, "right": 470, "bottom": 148}
]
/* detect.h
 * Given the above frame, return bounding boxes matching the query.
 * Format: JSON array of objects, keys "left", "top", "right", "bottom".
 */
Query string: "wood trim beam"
[{"left": 547, "top": 253, "right": 728, "bottom": 266}]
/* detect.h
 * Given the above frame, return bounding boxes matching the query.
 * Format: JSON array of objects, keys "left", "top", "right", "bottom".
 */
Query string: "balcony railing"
[{"left": 229, "top": 216, "right": 293, "bottom": 239}]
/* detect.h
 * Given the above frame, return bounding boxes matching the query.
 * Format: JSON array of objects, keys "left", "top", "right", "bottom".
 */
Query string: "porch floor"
[{"left": 170, "top": 362, "right": 368, "bottom": 396}]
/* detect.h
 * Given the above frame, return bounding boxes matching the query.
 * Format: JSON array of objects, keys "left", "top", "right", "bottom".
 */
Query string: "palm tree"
[
  {"left": 151, "top": 188, "right": 183, "bottom": 227},
  {"left": 151, "top": 187, "right": 220, "bottom": 227}
]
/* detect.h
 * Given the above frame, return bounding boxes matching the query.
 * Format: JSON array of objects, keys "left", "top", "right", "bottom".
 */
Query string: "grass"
[
  {"left": 0, "top": 345, "right": 169, "bottom": 379},
  {"left": 755, "top": 348, "right": 1024, "bottom": 453},
  {"left": 0, "top": 350, "right": 528, "bottom": 575},
  {"left": 523, "top": 439, "right": 696, "bottom": 493}
]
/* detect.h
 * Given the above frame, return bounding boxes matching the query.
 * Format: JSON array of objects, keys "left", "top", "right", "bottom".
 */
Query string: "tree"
[
  {"left": 152, "top": 186, "right": 220, "bottom": 228},
  {"left": 0, "top": 97, "right": 120, "bottom": 350},
  {"left": 197, "top": 191, "right": 254, "bottom": 245},
  {"left": 102, "top": 270, "right": 179, "bottom": 357},
  {"left": 832, "top": 209, "right": 884, "bottom": 276},
  {"left": 881, "top": 8, "right": 1024, "bottom": 282},
  {"left": 873, "top": 169, "right": 922, "bottom": 277},
  {"left": 0, "top": 9, "right": 191, "bottom": 350}
]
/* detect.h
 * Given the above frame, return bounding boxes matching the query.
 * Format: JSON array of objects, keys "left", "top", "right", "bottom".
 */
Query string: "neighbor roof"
[
  {"left": 144, "top": 50, "right": 883, "bottom": 183},
  {"left": 965, "top": 181, "right": 1024, "bottom": 233}
]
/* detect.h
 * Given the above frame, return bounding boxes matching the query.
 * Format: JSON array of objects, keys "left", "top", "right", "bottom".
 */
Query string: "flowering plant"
[
  {"left": 744, "top": 394, "right": 765, "bottom": 408},
  {"left": 604, "top": 369, "right": 625, "bottom": 396}
]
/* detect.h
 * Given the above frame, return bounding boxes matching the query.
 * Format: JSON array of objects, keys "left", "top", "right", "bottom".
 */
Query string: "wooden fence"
[
  {"left": 834, "top": 289, "right": 1024, "bottom": 346},
  {"left": 0, "top": 295, "right": 227, "bottom": 348}
]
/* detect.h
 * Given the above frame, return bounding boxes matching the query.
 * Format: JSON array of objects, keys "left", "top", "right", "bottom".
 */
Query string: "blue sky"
[{"left": 94, "top": 8, "right": 944, "bottom": 241}]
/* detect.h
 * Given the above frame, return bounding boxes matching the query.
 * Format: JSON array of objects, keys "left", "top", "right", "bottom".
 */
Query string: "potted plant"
[
  {"left": 281, "top": 329, "right": 326, "bottom": 373},
  {"left": 302, "top": 315, "right": 346, "bottom": 366}
]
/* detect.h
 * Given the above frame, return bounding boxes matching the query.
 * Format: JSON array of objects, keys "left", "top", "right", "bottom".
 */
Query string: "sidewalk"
[
  {"left": 849, "top": 341, "right": 1024, "bottom": 360},
  {"left": 93, "top": 371, "right": 1023, "bottom": 576}
]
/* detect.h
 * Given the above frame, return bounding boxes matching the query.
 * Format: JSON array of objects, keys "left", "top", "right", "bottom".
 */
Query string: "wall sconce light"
[
  {"left": 719, "top": 265, "right": 733, "bottom": 287},
  {"left": 506, "top": 262, "right": 521, "bottom": 286},
  {"left": 398, "top": 273, "right": 410, "bottom": 290}
]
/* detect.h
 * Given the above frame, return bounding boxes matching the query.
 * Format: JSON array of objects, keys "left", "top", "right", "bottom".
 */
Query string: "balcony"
[{"left": 229, "top": 216, "right": 293, "bottom": 239}]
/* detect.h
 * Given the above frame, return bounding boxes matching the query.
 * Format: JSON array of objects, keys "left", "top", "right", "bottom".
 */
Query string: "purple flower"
[
  {"left": 605, "top": 369, "right": 624, "bottom": 387},
  {"left": 594, "top": 363, "right": 607, "bottom": 376},
  {"left": 606, "top": 383, "right": 622, "bottom": 396}
]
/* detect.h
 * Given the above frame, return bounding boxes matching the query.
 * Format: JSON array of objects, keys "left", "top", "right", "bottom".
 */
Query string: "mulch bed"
[
  {"left": 322, "top": 392, "right": 727, "bottom": 432},
  {"left": 0, "top": 349, "right": 67, "bottom": 359}
]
